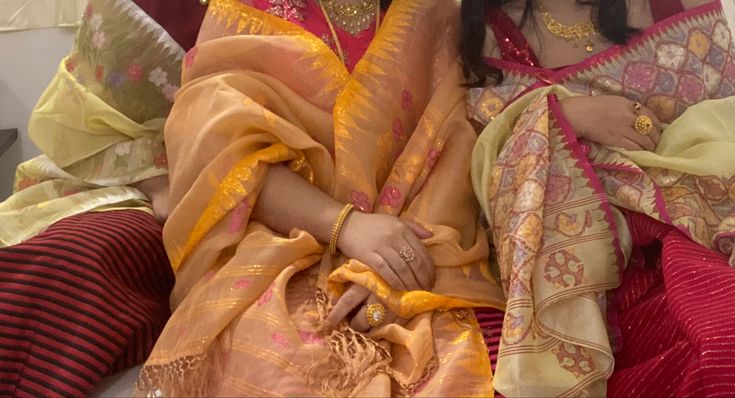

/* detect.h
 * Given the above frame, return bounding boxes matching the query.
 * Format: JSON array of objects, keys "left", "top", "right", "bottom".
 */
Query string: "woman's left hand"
[{"left": 326, "top": 284, "right": 404, "bottom": 332}]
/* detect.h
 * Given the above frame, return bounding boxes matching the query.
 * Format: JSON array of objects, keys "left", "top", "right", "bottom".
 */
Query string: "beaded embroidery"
[{"left": 265, "top": 0, "right": 307, "bottom": 22}]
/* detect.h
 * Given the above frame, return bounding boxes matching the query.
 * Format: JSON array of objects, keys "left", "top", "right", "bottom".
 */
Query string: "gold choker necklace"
[
  {"left": 320, "top": 0, "right": 378, "bottom": 36},
  {"left": 540, "top": 8, "right": 598, "bottom": 53}
]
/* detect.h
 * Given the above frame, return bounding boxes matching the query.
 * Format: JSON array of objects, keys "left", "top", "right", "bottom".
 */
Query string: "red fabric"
[
  {"left": 478, "top": 213, "right": 735, "bottom": 397},
  {"left": 649, "top": 0, "right": 686, "bottom": 23},
  {"left": 485, "top": 7, "right": 539, "bottom": 67},
  {"left": 0, "top": 210, "right": 173, "bottom": 398},
  {"left": 608, "top": 212, "right": 735, "bottom": 397},
  {"left": 132, "top": 0, "right": 207, "bottom": 50},
  {"left": 250, "top": 0, "right": 383, "bottom": 72}
]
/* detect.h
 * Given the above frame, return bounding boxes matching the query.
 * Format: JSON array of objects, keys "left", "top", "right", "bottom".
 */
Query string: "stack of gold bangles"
[{"left": 633, "top": 102, "right": 654, "bottom": 136}]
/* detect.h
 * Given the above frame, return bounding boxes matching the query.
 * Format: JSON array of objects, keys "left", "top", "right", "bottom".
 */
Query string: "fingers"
[
  {"left": 326, "top": 284, "right": 371, "bottom": 328},
  {"left": 398, "top": 233, "right": 435, "bottom": 290},
  {"left": 639, "top": 107, "right": 662, "bottom": 148},
  {"left": 350, "top": 295, "right": 398, "bottom": 333},
  {"left": 618, "top": 136, "right": 647, "bottom": 151},
  {"left": 377, "top": 247, "right": 421, "bottom": 291},
  {"left": 403, "top": 220, "right": 433, "bottom": 239},
  {"left": 366, "top": 252, "right": 408, "bottom": 291},
  {"left": 625, "top": 127, "right": 656, "bottom": 151}
]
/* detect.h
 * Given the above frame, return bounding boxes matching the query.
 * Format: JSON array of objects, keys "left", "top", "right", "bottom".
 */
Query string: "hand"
[
  {"left": 559, "top": 95, "right": 662, "bottom": 151},
  {"left": 133, "top": 175, "right": 170, "bottom": 224},
  {"left": 326, "top": 284, "right": 403, "bottom": 332},
  {"left": 337, "top": 211, "right": 435, "bottom": 292}
]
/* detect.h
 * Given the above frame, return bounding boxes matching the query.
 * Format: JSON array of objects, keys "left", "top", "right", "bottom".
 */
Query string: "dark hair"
[
  {"left": 460, "top": 0, "right": 638, "bottom": 86},
  {"left": 381, "top": 0, "right": 391, "bottom": 10}
]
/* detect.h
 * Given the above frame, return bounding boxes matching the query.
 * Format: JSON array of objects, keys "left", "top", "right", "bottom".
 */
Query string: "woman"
[
  {"left": 0, "top": 1, "right": 205, "bottom": 396},
  {"left": 465, "top": 0, "right": 735, "bottom": 396},
  {"left": 136, "top": 0, "right": 506, "bottom": 396}
]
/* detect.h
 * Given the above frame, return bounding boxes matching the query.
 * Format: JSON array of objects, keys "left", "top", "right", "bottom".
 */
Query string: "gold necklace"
[
  {"left": 317, "top": 0, "right": 380, "bottom": 65},
  {"left": 320, "top": 0, "right": 378, "bottom": 36},
  {"left": 540, "top": 8, "right": 598, "bottom": 53}
]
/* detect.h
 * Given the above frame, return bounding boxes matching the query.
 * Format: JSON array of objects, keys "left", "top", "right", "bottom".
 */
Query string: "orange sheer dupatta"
[{"left": 138, "top": 0, "right": 505, "bottom": 396}]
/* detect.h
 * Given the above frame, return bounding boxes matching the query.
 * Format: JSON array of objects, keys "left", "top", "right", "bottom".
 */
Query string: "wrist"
[
  {"left": 329, "top": 204, "right": 355, "bottom": 255},
  {"left": 558, "top": 97, "right": 587, "bottom": 138},
  {"left": 335, "top": 209, "right": 359, "bottom": 254}
]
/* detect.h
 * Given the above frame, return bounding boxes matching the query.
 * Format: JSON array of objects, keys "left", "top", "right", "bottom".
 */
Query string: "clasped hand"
[{"left": 326, "top": 212, "right": 435, "bottom": 332}]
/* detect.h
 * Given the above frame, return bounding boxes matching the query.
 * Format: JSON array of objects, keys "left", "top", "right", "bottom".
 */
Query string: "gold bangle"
[{"left": 329, "top": 204, "right": 354, "bottom": 255}]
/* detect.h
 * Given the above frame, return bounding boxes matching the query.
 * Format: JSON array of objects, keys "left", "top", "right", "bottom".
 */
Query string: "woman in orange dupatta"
[{"left": 136, "top": 0, "right": 505, "bottom": 396}]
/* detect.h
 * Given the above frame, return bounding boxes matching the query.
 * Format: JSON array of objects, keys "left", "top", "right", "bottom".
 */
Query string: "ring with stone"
[
  {"left": 366, "top": 303, "right": 387, "bottom": 327},
  {"left": 634, "top": 115, "right": 654, "bottom": 136},
  {"left": 398, "top": 246, "right": 416, "bottom": 262}
]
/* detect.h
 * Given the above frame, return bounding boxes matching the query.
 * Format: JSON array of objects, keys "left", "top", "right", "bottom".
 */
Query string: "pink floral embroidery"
[
  {"left": 392, "top": 118, "right": 404, "bottom": 141},
  {"left": 401, "top": 89, "right": 415, "bottom": 111},
  {"left": 184, "top": 47, "right": 198, "bottom": 69},
  {"left": 624, "top": 63, "right": 657, "bottom": 92},
  {"left": 379, "top": 186, "right": 402, "bottom": 208},
  {"left": 427, "top": 148, "right": 440, "bottom": 169},
  {"left": 65, "top": 58, "right": 77, "bottom": 73},
  {"left": 17, "top": 177, "right": 38, "bottom": 191},
  {"left": 127, "top": 64, "right": 143, "bottom": 81},
  {"left": 351, "top": 190, "right": 372, "bottom": 212},
  {"left": 297, "top": 330, "right": 325, "bottom": 346},
  {"left": 162, "top": 83, "right": 179, "bottom": 102},
  {"left": 266, "top": 0, "right": 307, "bottom": 22},
  {"left": 257, "top": 284, "right": 274, "bottom": 305},
  {"left": 84, "top": 4, "right": 93, "bottom": 20},
  {"left": 232, "top": 278, "right": 253, "bottom": 289},
  {"left": 153, "top": 153, "right": 168, "bottom": 169},
  {"left": 95, "top": 64, "right": 104, "bottom": 82},
  {"left": 228, "top": 201, "right": 250, "bottom": 233},
  {"left": 91, "top": 31, "right": 106, "bottom": 49},
  {"left": 271, "top": 332, "right": 290, "bottom": 348}
]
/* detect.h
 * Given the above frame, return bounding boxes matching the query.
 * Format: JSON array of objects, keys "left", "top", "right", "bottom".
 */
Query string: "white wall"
[
  {"left": 725, "top": 0, "right": 735, "bottom": 28},
  {"left": 0, "top": 27, "right": 75, "bottom": 200}
]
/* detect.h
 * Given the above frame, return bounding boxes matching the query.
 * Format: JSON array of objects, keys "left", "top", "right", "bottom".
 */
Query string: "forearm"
[{"left": 252, "top": 164, "right": 343, "bottom": 243}]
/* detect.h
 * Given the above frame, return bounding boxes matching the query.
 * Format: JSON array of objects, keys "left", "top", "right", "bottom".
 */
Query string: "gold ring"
[
  {"left": 633, "top": 101, "right": 642, "bottom": 112},
  {"left": 366, "top": 303, "right": 386, "bottom": 327},
  {"left": 634, "top": 115, "right": 653, "bottom": 136},
  {"left": 398, "top": 246, "right": 416, "bottom": 262}
]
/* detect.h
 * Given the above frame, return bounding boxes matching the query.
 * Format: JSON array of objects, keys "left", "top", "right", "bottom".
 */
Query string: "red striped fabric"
[
  {"left": 0, "top": 210, "right": 173, "bottom": 398},
  {"left": 478, "top": 213, "right": 735, "bottom": 397},
  {"left": 608, "top": 212, "right": 735, "bottom": 397}
]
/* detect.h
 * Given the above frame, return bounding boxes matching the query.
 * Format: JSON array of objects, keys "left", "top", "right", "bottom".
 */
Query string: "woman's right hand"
[
  {"left": 559, "top": 95, "right": 662, "bottom": 151},
  {"left": 337, "top": 212, "right": 435, "bottom": 292}
]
